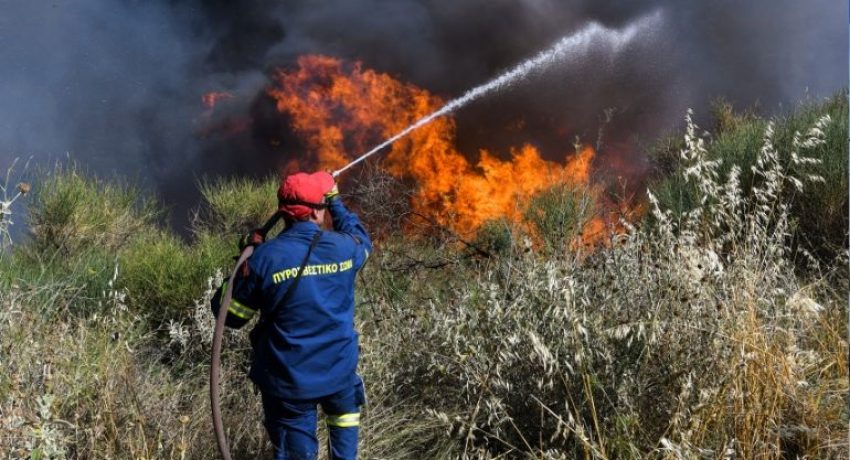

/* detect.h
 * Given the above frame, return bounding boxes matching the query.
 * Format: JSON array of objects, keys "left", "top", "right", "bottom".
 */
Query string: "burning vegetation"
[
  {"left": 0, "top": 90, "right": 846, "bottom": 459},
  {"left": 264, "top": 55, "right": 623, "bottom": 245}
]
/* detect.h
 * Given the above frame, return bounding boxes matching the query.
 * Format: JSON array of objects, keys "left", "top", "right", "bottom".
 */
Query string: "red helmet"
[{"left": 277, "top": 171, "right": 335, "bottom": 219}]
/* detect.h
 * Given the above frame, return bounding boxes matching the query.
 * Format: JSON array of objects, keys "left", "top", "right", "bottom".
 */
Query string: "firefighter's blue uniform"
[{"left": 212, "top": 197, "right": 371, "bottom": 460}]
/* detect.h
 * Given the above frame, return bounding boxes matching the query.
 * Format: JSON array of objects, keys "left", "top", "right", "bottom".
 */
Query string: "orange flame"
[{"left": 268, "top": 55, "right": 607, "bottom": 237}]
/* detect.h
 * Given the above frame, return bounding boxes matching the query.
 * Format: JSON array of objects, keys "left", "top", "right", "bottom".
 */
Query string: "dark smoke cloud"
[{"left": 1, "top": 0, "right": 846, "bottom": 229}]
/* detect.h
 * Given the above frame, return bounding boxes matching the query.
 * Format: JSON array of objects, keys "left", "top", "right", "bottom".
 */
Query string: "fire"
[
  {"left": 202, "top": 91, "right": 233, "bottom": 110},
  {"left": 268, "top": 55, "right": 608, "bottom": 238},
  {"left": 197, "top": 91, "right": 251, "bottom": 138}
]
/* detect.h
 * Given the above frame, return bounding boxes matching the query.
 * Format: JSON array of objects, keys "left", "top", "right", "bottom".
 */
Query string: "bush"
[
  {"left": 524, "top": 183, "right": 596, "bottom": 254},
  {"left": 0, "top": 245, "right": 118, "bottom": 317},
  {"left": 650, "top": 92, "right": 848, "bottom": 261},
  {"left": 195, "top": 176, "right": 279, "bottom": 236},
  {"left": 472, "top": 218, "right": 516, "bottom": 256},
  {"left": 28, "top": 165, "right": 158, "bottom": 257},
  {"left": 118, "top": 230, "right": 225, "bottom": 326},
  {"left": 0, "top": 279, "right": 271, "bottom": 459},
  {"left": 345, "top": 165, "right": 416, "bottom": 238},
  {"left": 782, "top": 94, "right": 848, "bottom": 257}
]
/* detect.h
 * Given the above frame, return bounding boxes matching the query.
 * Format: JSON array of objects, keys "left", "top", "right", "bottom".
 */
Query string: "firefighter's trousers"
[{"left": 261, "top": 378, "right": 365, "bottom": 460}]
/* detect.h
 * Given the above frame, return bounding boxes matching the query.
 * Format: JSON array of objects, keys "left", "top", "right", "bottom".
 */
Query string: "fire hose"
[{"left": 210, "top": 212, "right": 281, "bottom": 460}]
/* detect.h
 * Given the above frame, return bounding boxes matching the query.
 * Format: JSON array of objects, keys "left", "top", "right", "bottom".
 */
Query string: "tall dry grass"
[{"left": 357, "top": 110, "right": 847, "bottom": 458}]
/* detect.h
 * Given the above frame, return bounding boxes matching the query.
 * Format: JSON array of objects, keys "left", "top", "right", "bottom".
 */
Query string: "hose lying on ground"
[{"left": 211, "top": 212, "right": 281, "bottom": 460}]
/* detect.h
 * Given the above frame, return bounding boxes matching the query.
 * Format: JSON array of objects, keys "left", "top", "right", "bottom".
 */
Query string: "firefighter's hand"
[
  {"left": 324, "top": 184, "right": 340, "bottom": 202},
  {"left": 238, "top": 229, "right": 265, "bottom": 251}
]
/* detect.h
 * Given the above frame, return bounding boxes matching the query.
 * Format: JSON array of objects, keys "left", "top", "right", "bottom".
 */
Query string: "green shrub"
[
  {"left": 28, "top": 165, "right": 158, "bottom": 256},
  {"left": 524, "top": 183, "right": 595, "bottom": 254},
  {"left": 781, "top": 94, "right": 848, "bottom": 257},
  {"left": 193, "top": 230, "right": 234, "bottom": 272},
  {"left": 472, "top": 218, "right": 515, "bottom": 256},
  {"left": 650, "top": 91, "right": 848, "bottom": 260},
  {"left": 118, "top": 231, "right": 215, "bottom": 325},
  {"left": 0, "top": 244, "right": 117, "bottom": 317},
  {"left": 196, "top": 176, "right": 279, "bottom": 236}
]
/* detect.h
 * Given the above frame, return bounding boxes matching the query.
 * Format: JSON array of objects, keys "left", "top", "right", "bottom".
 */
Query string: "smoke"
[{"left": 0, "top": 0, "right": 846, "bottom": 228}]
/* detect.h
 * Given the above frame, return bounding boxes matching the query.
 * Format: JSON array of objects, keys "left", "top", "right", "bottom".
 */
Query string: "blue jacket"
[{"left": 212, "top": 198, "right": 371, "bottom": 400}]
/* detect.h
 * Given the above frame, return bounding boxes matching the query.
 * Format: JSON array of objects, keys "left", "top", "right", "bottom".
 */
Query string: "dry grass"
[
  {"left": 0, "top": 106, "right": 846, "bottom": 459},
  {"left": 357, "top": 111, "right": 848, "bottom": 459}
]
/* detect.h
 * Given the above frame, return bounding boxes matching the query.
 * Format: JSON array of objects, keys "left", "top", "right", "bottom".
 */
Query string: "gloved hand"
[
  {"left": 237, "top": 228, "right": 266, "bottom": 252},
  {"left": 324, "top": 183, "right": 340, "bottom": 202}
]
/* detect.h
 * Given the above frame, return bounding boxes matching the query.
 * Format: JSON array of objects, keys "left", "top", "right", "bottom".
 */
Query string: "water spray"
[
  {"left": 212, "top": 12, "right": 661, "bottom": 460},
  {"left": 332, "top": 11, "right": 661, "bottom": 178}
]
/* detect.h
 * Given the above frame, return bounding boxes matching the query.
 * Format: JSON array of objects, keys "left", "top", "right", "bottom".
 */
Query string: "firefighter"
[{"left": 211, "top": 171, "right": 371, "bottom": 460}]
